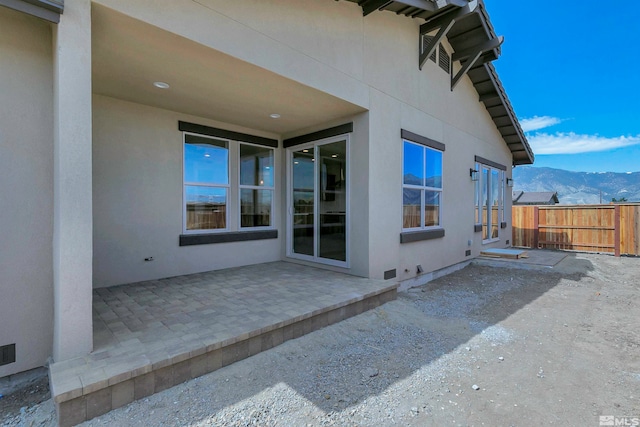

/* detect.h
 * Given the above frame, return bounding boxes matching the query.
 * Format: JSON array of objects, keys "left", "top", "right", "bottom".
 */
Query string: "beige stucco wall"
[
  {"left": 91, "top": 0, "right": 516, "bottom": 284},
  {"left": 0, "top": 7, "right": 54, "bottom": 377},
  {"left": 93, "top": 95, "right": 285, "bottom": 287},
  {"left": 362, "top": 10, "right": 513, "bottom": 282}
]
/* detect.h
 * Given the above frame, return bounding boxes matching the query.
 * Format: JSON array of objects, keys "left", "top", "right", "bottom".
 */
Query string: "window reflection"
[
  {"left": 240, "top": 144, "right": 273, "bottom": 187},
  {"left": 184, "top": 134, "right": 228, "bottom": 230},
  {"left": 402, "top": 140, "right": 443, "bottom": 230}
]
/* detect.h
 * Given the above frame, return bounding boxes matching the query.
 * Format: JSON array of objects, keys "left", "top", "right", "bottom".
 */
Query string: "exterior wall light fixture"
[
  {"left": 470, "top": 168, "right": 479, "bottom": 181},
  {"left": 506, "top": 178, "right": 514, "bottom": 187}
]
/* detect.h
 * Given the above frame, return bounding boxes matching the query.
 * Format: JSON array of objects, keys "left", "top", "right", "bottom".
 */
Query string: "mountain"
[{"left": 512, "top": 166, "right": 640, "bottom": 204}]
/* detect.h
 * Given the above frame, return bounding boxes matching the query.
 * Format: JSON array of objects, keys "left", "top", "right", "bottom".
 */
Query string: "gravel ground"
[{"left": 2, "top": 252, "right": 639, "bottom": 426}]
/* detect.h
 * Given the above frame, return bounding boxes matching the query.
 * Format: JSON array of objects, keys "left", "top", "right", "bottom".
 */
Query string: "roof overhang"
[
  {"left": 0, "top": 0, "right": 63, "bottom": 22},
  {"left": 92, "top": 4, "right": 366, "bottom": 137},
  {"left": 350, "top": 0, "right": 534, "bottom": 165}
]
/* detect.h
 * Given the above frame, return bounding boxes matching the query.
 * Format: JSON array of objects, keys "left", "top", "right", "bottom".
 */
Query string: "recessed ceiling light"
[
  {"left": 269, "top": 113, "right": 281, "bottom": 119},
  {"left": 302, "top": 149, "right": 309, "bottom": 153},
  {"left": 331, "top": 154, "right": 338, "bottom": 158},
  {"left": 153, "top": 81, "right": 170, "bottom": 89}
]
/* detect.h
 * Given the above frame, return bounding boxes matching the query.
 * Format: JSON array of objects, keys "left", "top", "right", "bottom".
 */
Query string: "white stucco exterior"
[{"left": 0, "top": 0, "right": 529, "bottom": 377}]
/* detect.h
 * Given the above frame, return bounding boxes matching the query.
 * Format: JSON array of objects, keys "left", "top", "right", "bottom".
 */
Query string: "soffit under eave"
[
  {"left": 446, "top": 5, "right": 533, "bottom": 165},
  {"left": 476, "top": 62, "right": 534, "bottom": 165}
]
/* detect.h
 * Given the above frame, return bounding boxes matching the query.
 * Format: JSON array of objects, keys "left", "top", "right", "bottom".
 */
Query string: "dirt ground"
[{"left": 2, "top": 251, "right": 639, "bottom": 426}]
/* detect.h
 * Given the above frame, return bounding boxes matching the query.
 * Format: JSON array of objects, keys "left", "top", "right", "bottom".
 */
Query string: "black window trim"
[
  {"left": 474, "top": 155, "right": 506, "bottom": 171},
  {"left": 283, "top": 123, "right": 353, "bottom": 148},
  {"left": 401, "top": 129, "right": 446, "bottom": 151},
  {"left": 179, "top": 121, "right": 278, "bottom": 148}
]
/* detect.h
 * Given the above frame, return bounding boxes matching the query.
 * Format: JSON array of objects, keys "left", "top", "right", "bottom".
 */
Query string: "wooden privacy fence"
[{"left": 512, "top": 204, "right": 640, "bottom": 256}]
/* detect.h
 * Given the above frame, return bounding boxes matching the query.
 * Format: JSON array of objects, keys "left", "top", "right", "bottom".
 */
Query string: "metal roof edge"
[
  {"left": 483, "top": 62, "right": 534, "bottom": 165},
  {"left": 0, "top": 0, "right": 63, "bottom": 22},
  {"left": 476, "top": 0, "right": 533, "bottom": 165}
]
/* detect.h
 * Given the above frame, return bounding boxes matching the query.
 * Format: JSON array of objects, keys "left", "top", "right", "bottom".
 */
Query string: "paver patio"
[{"left": 49, "top": 261, "right": 397, "bottom": 426}]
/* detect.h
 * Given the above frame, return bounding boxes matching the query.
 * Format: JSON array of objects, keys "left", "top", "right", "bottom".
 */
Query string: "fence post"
[
  {"left": 533, "top": 206, "right": 539, "bottom": 249},
  {"left": 614, "top": 205, "right": 621, "bottom": 257}
]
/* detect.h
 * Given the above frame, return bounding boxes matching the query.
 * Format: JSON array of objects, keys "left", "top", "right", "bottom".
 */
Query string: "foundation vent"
[
  {"left": 384, "top": 269, "right": 397, "bottom": 280},
  {"left": 0, "top": 344, "right": 16, "bottom": 366},
  {"left": 465, "top": 250, "right": 471, "bottom": 257}
]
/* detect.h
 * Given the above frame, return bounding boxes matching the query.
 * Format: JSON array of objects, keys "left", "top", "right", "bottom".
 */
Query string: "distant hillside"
[{"left": 512, "top": 166, "right": 640, "bottom": 204}]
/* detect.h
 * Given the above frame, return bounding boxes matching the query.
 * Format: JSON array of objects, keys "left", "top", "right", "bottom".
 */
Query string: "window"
[
  {"left": 183, "top": 133, "right": 275, "bottom": 233},
  {"left": 403, "top": 140, "right": 443, "bottom": 230},
  {"left": 184, "top": 134, "right": 229, "bottom": 231},
  {"left": 474, "top": 157, "right": 506, "bottom": 242},
  {"left": 239, "top": 143, "right": 274, "bottom": 228}
]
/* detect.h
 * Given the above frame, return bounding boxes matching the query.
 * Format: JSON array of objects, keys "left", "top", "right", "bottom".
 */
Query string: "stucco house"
[{"left": 1, "top": 0, "right": 533, "bottom": 423}]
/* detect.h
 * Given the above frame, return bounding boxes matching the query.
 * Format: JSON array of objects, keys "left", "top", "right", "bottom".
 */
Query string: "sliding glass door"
[
  {"left": 481, "top": 166, "right": 502, "bottom": 242},
  {"left": 288, "top": 137, "right": 348, "bottom": 266}
]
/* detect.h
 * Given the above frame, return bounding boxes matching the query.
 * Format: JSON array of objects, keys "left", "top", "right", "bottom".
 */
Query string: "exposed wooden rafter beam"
[
  {"left": 395, "top": 5, "right": 413, "bottom": 15},
  {"left": 451, "top": 36, "right": 503, "bottom": 90},
  {"left": 419, "top": 23, "right": 454, "bottom": 69},
  {"left": 452, "top": 36, "right": 503, "bottom": 62},
  {"left": 419, "top": 0, "right": 477, "bottom": 34},
  {"left": 479, "top": 91, "right": 500, "bottom": 102},
  {"left": 360, "top": 0, "right": 393, "bottom": 16},
  {"left": 395, "top": 0, "right": 436, "bottom": 12},
  {"left": 418, "top": 0, "right": 478, "bottom": 70}
]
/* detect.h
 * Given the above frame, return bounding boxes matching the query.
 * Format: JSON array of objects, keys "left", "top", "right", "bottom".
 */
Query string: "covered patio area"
[{"left": 49, "top": 262, "right": 397, "bottom": 426}]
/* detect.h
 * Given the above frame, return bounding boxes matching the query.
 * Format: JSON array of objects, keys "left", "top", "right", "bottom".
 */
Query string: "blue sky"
[{"left": 484, "top": 1, "right": 640, "bottom": 173}]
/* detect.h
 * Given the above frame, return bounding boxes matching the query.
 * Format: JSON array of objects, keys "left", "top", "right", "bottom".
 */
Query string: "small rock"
[
  {"left": 411, "top": 406, "right": 419, "bottom": 414},
  {"left": 465, "top": 347, "right": 471, "bottom": 351},
  {"left": 498, "top": 357, "right": 504, "bottom": 361},
  {"left": 472, "top": 384, "right": 480, "bottom": 391},
  {"left": 363, "top": 368, "right": 379, "bottom": 378}
]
